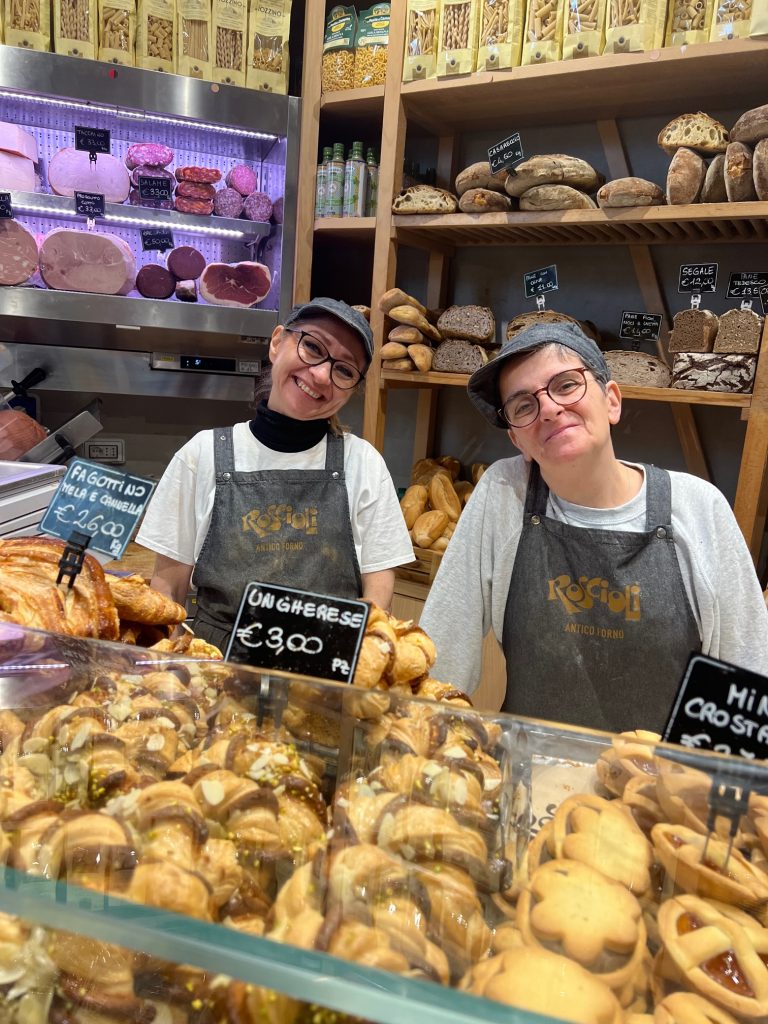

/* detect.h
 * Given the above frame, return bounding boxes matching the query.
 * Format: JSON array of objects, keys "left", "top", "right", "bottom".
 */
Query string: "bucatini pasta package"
[
  {"left": 54, "top": 0, "right": 97, "bottom": 55},
  {"left": 603, "top": 0, "right": 665, "bottom": 50},
  {"left": 665, "top": 0, "right": 714, "bottom": 43},
  {"left": 750, "top": 0, "right": 768, "bottom": 34},
  {"left": 522, "top": 0, "right": 564, "bottom": 63},
  {"left": 477, "top": 0, "right": 525, "bottom": 69},
  {"left": 246, "top": 0, "right": 292, "bottom": 92},
  {"left": 212, "top": 0, "right": 247, "bottom": 85},
  {"left": 99, "top": 0, "right": 136, "bottom": 63},
  {"left": 5, "top": 0, "right": 52, "bottom": 49},
  {"left": 177, "top": 0, "right": 212, "bottom": 79},
  {"left": 709, "top": 0, "right": 750, "bottom": 35},
  {"left": 137, "top": 0, "right": 176, "bottom": 70},
  {"left": 403, "top": 0, "right": 441, "bottom": 81},
  {"left": 354, "top": 3, "right": 390, "bottom": 88},
  {"left": 562, "top": 0, "right": 606, "bottom": 56},
  {"left": 437, "top": 0, "right": 480, "bottom": 75}
]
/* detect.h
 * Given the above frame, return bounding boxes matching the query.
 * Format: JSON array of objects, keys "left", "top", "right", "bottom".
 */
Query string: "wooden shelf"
[
  {"left": 314, "top": 216, "right": 376, "bottom": 239},
  {"left": 320, "top": 86, "right": 386, "bottom": 122},
  {"left": 393, "top": 203, "right": 768, "bottom": 248},
  {"left": 400, "top": 40, "right": 768, "bottom": 132}
]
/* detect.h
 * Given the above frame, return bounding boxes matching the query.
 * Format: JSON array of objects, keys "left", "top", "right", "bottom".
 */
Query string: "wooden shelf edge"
[
  {"left": 314, "top": 216, "right": 377, "bottom": 236},
  {"left": 319, "top": 85, "right": 386, "bottom": 114}
]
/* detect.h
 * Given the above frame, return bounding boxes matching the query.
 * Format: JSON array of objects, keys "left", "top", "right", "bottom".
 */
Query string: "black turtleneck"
[{"left": 248, "top": 400, "right": 329, "bottom": 453}]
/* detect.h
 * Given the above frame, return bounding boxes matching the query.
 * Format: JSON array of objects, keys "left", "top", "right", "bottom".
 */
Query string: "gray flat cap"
[
  {"left": 284, "top": 297, "right": 373, "bottom": 364},
  {"left": 467, "top": 321, "right": 611, "bottom": 428}
]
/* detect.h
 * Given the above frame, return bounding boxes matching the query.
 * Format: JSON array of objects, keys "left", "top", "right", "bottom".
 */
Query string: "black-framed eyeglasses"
[
  {"left": 499, "top": 366, "right": 594, "bottom": 428},
  {"left": 284, "top": 328, "right": 364, "bottom": 390}
]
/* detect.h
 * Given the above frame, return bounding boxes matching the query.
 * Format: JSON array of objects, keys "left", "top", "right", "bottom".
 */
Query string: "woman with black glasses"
[
  {"left": 137, "top": 297, "right": 413, "bottom": 651},
  {"left": 420, "top": 321, "right": 768, "bottom": 732}
]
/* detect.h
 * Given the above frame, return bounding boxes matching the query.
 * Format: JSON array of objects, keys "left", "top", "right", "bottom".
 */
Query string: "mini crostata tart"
[
  {"left": 596, "top": 731, "right": 661, "bottom": 798},
  {"left": 655, "top": 991, "right": 742, "bottom": 1024}
]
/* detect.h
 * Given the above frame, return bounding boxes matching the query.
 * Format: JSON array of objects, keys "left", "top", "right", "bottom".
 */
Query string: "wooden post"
[{"left": 734, "top": 321, "right": 768, "bottom": 564}]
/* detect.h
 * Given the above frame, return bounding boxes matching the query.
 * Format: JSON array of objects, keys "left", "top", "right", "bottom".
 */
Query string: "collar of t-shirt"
[
  {"left": 547, "top": 462, "right": 648, "bottom": 531},
  {"left": 249, "top": 400, "right": 329, "bottom": 452}
]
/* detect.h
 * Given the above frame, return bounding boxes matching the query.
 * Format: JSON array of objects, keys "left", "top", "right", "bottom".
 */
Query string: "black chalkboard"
[
  {"left": 488, "top": 132, "right": 524, "bottom": 175},
  {"left": 141, "top": 228, "right": 175, "bottom": 252},
  {"left": 226, "top": 581, "right": 370, "bottom": 683},
  {"left": 678, "top": 262, "right": 718, "bottom": 293},
  {"left": 75, "top": 191, "right": 105, "bottom": 218},
  {"left": 663, "top": 653, "right": 768, "bottom": 759},
  {"left": 138, "top": 175, "right": 173, "bottom": 203},
  {"left": 761, "top": 287, "right": 768, "bottom": 317},
  {"left": 619, "top": 311, "right": 662, "bottom": 342},
  {"left": 74, "top": 126, "right": 111, "bottom": 156},
  {"left": 726, "top": 271, "right": 768, "bottom": 299},
  {"left": 524, "top": 264, "right": 558, "bottom": 299},
  {"left": 0, "top": 192, "right": 12, "bottom": 219},
  {"left": 40, "top": 458, "right": 155, "bottom": 560}
]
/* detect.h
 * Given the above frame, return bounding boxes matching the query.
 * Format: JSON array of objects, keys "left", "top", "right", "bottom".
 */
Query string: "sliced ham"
[
  {"left": 199, "top": 261, "right": 272, "bottom": 308},
  {"left": 0, "top": 152, "right": 36, "bottom": 192},
  {"left": 48, "top": 148, "right": 130, "bottom": 203},
  {"left": 39, "top": 228, "right": 136, "bottom": 294},
  {"left": 0, "top": 123, "right": 38, "bottom": 163},
  {"left": 0, "top": 220, "right": 38, "bottom": 285}
]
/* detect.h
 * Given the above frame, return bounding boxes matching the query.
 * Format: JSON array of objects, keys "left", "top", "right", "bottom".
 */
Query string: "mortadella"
[{"left": 39, "top": 228, "right": 136, "bottom": 294}]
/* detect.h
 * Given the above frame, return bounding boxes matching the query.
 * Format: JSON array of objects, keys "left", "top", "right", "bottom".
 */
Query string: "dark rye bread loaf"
[
  {"left": 712, "top": 308, "right": 763, "bottom": 353},
  {"left": 436, "top": 305, "right": 496, "bottom": 344},
  {"left": 604, "top": 350, "right": 672, "bottom": 387},
  {"left": 432, "top": 339, "right": 489, "bottom": 373},
  {"left": 668, "top": 309, "right": 719, "bottom": 352},
  {"left": 672, "top": 352, "right": 757, "bottom": 393}
]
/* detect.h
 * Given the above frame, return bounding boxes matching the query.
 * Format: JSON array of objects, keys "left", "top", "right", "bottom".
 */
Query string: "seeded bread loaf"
[
  {"left": 519, "top": 185, "right": 598, "bottom": 211},
  {"left": 506, "top": 310, "right": 579, "bottom": 339},
  {"left": 392, "top": 185, "right": 458, "bottom": 215},
  {"left": 725, "top": 141, "right": 756, "bottom": 202},
  {"left": 432, "top": 339, "right": 489, "bottom": 373},
  {"left": 436, "top": 305, "right": 496, "bottom": 344},
  {"left": 666, "top": 148, "right": 706, "bottom": 204},
  {"left": 604, "top": 350, "right": 672, "bottom": 387},
  {"left": 701, "top": 155, "right": 727, "bottom": 203},
  {"left": 712, "top": 308, "right": 763, "bottom": 353},
  {"left": 668, "top": 309, "right": 719, "bottom": 352},
  {"left": 672, "top": 352, "right": 757, "bottom": 393},
  {"left": 597, "top": 178, "right": 665, "bottom": 208},
  {"left": 458, "top": 188, "right": 512, "bottom": 213},
  {"left": 657, "top": 112, "right": 729, "bottom": 156},
  {"left": 504, "top": 155, "right": 600, "bottom": 197},
  {"left": 753, "top": 138, "right": 768, "bottom": 200},
  {"left": 455, "top": 161, "right": 508, "bottom": 195},
  {"left": 730, "top": 104, "right": 768, "bottom": 146}
]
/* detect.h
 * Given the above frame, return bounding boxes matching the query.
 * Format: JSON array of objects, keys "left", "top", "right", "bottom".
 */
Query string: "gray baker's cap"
[
  {"left": 284, "top": 297, "right": 373, "bottom": 364},
  {"left": 467, "top": 321, "right": 611, "bottom": 429}
]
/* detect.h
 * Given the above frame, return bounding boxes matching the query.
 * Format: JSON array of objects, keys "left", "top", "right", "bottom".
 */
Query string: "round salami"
[
  {"left": 167, "top": 246, "right": 206, "bottom": 281},
  {"left": 136, "top": 264, "right": 175, "bottom": 299},
  {"left": 213, "top": 188, "right": 244, "bottom": 218},
  {"left": 175, "top": 166, "right": 222, "bottom": 184},
  {"left": 130, "top": 165, "right": 175, "bottom": 187},
  {"left": 125, "top": 143, "right": 174, "bottom": 170},
  {"left": 225, "top": 163, "right": 258, "bottom": 196},
  {"left": 174, "top": 196, "right": 214, "bottom": 216},
  {"left": 175, "top": 181, "right": 217, "bottom": 201},
  {"left": 243, "top": 192, "right": 273, "bottom": 222}
]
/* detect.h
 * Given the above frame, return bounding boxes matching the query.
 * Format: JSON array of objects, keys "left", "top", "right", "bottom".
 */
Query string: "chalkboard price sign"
[
  {"left": 137, "top": 174, "right": 173, "bottom": 203},
  {"left": 726, "top": 271, "right": 768, "bottom": 299},
  {"left": 74, "top": 126, "right": 111, "bottom": 157},
  {"left": 678, "top": 262, "right": 718, "bottom": 293},
  {"left": 663, "top": 653, "right": 768, "bottom": 759},
  {"left": 619, "top": 311, "right": 663, "bottom": 342},
  {"left": 0, "top": 192, "right": 12, "bottom": 219},
  {"left": 74, "top": 191, "right": 106, "bottom": 218},
  {"left": 226, "top": 581, "right": 370, "bottom": 683},
  {"left": 488, "top": 132, "right": 524, "bottom": 175},
  {"left": 524, "top": 264, "right": 558, "bottom": 299},
  {"left": 141, "top": 228, "right": 175, "bottom": 252},
  {"left": 40, "top": 458, "right": 156, "bottom": 560}
]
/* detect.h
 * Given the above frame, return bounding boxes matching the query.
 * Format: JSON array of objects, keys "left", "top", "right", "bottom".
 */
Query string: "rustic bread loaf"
[
  {"left": 657, "top": 112, "right": 729, "bottom": 156},
  {"left": 455, "top": 161, "right": 508, "bottom": 195},
  {"left": 506, "top": 310, "right": 579, "bottom": 339},
  {"left": 666, "top": 148, "right": 706, "bottom": 204},
  {"left": 725, "top": 141, "right": 756, "bottom": 202},
  {"left": 504, "top": 154, "right": 600, "bottom": 197},
  {"left": 380, "top": 341, "right": 409, "bottom": 360},
  {"left": 432, "top": 339, "right": 489, "bottom": 373},
  {"left": 597, "top": 178, "right": 665, "bottom": 208},
  {"left": 379, "top": 288, "right": 426, "bottom": 315},
  {"left": 604, "top": 350, "right": 672, "bottom": 387},
  {"left": 701, "top": 155, "right": 727, "bottom": 203},
  {"left": 672, "top": 352, "right": 757, "bottom": 392},
  {"left": 730, "top": 104, "right": 768, "bottom": 146},
  {"left": 668, "top": 309, "right": 719, "bottom": 352},
  {"left": 388, "top": 325, "right": 425, "bottom": 345},
  {"left": 713, "top": 308, "right": 763, "bottom": 353},
  {"left": 519, "top": 185, "right": 598, "bottom": 210},
  {"left": 753, "top": 138, "right": 768, "bottom": 200},
  {"left": 436, "top": 305, "right": 495, "bottom": 344},
  {"left": 392, "top": 185, "right": 458, "bottom": 215},
  {"left": 409, "top": 344, "right": 434, "bottom": 372},
  {"left": 458, "top": 188, "right": 512, "bottom": 213}
]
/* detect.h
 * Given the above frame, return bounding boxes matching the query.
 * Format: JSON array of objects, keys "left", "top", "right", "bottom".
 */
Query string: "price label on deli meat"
[
  {"left": 75, "top": 125, "right": 111, "bottom": 157},
  {"left": 40, "top": 458, "right": 156, "bottom": 560},
  {"left": 227, "top": 581, "right": 370, "bottom": 683},
  {"left": 141, "top": 227, "right": 174, "bottom": 252},
  {"left": 74, "top": 191, "right": 106, "bottom": 218},
  {"left": 488, "top": 131, "right": 524, "bottom": 175},
  {"left": 726, "top": 271, "right": 768, "bottom": 299},
  {"left": 678, "top": 262, "right": 718, "bottom": 293},
  {"left": 0, "top": 192, "right": 12, "bottom": 219},
  {"left": 619, "top": 311, "right": 663, "bottom": 343},
  {"left": 138, "top": 174, "right": 173, "bottom": 203},
  {"left": 524, "top": 264, "right": 558, "bottom": 299}
]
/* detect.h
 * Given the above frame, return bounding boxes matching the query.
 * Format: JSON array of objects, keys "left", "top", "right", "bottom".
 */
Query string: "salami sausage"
[
  {"left": 175, "top": 181, "right": 216, "bottom": 201},
  {"left": 174, "top": 166, "right": 222, "bottom": 184},
  {"left": 125, "top": 143, "right": 174, "bottom": 170},
  {"left": 174, "top": 196, "right": 214, "bottom": 216},
  {"left": 213, "top": 188, "right": 244, "bottom": 218}
]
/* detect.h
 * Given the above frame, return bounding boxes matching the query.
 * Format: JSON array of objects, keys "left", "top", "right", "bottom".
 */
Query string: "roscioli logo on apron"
[
  {"left": 242, "top": 504, "right": 319, "bottom": 539},
  {"left": 548, "top": 574, "right": 642, "bottom": 622}
]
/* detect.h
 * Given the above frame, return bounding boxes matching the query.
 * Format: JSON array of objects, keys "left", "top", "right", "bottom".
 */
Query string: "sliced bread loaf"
[
  {"left": 506, "top": 310, "right": 579, "bottom": 339},
  {"left": 712, "top": 308, "right": 763, "bottom": 353},
  {"left": 437, "top": 305, "right": 496, "bottom": 344},
  {"left": 392, "top": 185, "right": 458, "bottom": 215},
  {"left": 432, "top": 339, "right": 489, "bottom": 373},
  {"left": 668, "top": 309, "right": 719, "bottom": 352},
  {"left": 672, "top": 352, "right": 757, "bottom": 393},
  {"left": 657, "top": 112, "right": 729, "bottom": 156},
  {"left": 604, "top": 350, "right": 672, "bottom": 387}
]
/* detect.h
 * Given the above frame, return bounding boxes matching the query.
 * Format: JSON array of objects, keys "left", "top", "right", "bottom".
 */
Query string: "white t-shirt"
[{"left": 137, "top": 422, "right": 415, "bottom": 575}]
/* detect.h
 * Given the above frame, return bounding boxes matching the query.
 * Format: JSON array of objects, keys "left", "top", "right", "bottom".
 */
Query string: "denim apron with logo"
[
  {"left": 502, "top": 462, "right": 701, "bottom": 732},
  {"left": 192, "top": 427, "right": 362, "bottom": 650}
]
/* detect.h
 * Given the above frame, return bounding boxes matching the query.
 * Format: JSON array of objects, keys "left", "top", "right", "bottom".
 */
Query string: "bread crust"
[
  {"left": 504, "top": 154, "right": 600, "bottom": 197},
  {"left": 657, "top": 112, "right": 729, "bottom": 156},
  {"left": 730, "top": 103, "right": 768, "bottom": 146},
  {"left": 455, "top": 161, "right": 508, "bottom": 195},
  {"left": 519, "top": 184, "right": 597, "bottom": 211},
  {"left": 596, "top": 177, "right": 665, "bottom": 208},
  {"left": 666, "top": 148, "right": 706, "bottom": 205},
  {"left": 724, "top": 141, "right": 756, "bottom": 202},
  {"left": 458, "top": 188, "right": 512, "bottom": 213},
  {"left": 391, "top": 185, "right": 458, "bottom": 215},
  {"left": 701, "top": 154, "right": 727, "bottom": 203}
]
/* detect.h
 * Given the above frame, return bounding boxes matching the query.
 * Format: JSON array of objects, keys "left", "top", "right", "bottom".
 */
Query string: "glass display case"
[{"left": 1, "top": 622, "right": 767, "bottom": 1024}]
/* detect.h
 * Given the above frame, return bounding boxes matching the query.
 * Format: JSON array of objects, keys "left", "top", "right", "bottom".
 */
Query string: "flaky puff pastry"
[
  {"left": 36, "top": 811, "right": 136, "bottom": 893},
  {"left": 190, "top": 768, "right": 281, "bottom": 860},
  {"left": 107, "top": 573, "right": 186, "bottom": 625},
  {"left": 132, "top": 780, "right": 208, "bottom": 871},
  {"left": 377, "top": 801, "right": 489, "bottom": 879},
  {"left": 48, "top": 931, "right": 137, "bottom": 1010},
  {"left": 127, "top": 861, "right": 214, "bottom": 921},
  {"left": 226, "top": 980, "right": 302, "bottom": 1024},
  {"left": 417, "top": 859, "right": 492, "bottom": 971}
]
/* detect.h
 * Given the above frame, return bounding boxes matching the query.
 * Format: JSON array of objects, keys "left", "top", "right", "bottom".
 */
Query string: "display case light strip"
[
  {"left": 0, "top": 89, "right": 278, "bottom": 141},
  {"left": 14, "top": 201, "right": 246, "bottom": 238}
]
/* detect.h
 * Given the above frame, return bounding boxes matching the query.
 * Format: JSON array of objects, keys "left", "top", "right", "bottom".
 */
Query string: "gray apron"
[
  {"left": 502, "top": 462, "right": 701, "bottom": 733},
  {"left": 192, "top": 427, "right": 362, "bottom": 650}
]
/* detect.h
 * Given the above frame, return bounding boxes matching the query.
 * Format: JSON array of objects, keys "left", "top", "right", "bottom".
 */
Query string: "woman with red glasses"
[
  {"left": 137, "top": 298, "right": 413, "bottom": 651},
  {"left": 420, "top": 321, "right": 768, "bottom": 732}
]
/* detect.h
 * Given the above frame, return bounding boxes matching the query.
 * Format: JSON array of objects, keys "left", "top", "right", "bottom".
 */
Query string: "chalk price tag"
[
  {"left": 40, "top": 458, "right": 156, "bottom": 560},
  {"left": 663, "top": 653, "right": 768, "bottom": 759},
  {"left": 138, "top": 174, "right": 173, "bottom": 203},
  {"left": 74, "top": 125, "right": 111, "bottom": 157},
  {"left": 226, "top": 581, "right": 370, "bottom": 683},
  {"left": 726, "top": 271, "right": 768, "bottom": 299},
  {"left": 488, "top": 131, "right": 524, "bottom": 175},
  {"left": 524, "top": 264, "right": 558, "bottom": 299},
  {"left": 140, "top": 227, "right": 174, "bottom": 252},
  {"left": 678, "top": 262, "right": 718, "bottom": 293},
  {"left": 0, "top": 192, "right": 12, "bottom": 219},
  {"left": 619, "top": 311, "right": 663, "bottom": 343},
  {"left": 75, "top": 191, "right": 106, "bottom": 218}
]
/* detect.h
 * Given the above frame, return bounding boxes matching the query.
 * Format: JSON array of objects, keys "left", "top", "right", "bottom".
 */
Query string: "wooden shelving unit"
[{"left": 314, "top": 217, "right": 377, "bottom": 239}]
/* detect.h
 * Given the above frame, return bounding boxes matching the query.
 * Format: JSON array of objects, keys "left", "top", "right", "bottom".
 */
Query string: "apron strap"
[
  {"left": 324, "top": 431, "right": 345, "bottom": 474},
  {"left": 643, "top": 464, "right": 672, "bottom": 530},
  {"left": 213, "top": 427, "right": 235, "bottom": 477},
  {"left": 523, "top": 461, "right": 549, "bottom": 516}
]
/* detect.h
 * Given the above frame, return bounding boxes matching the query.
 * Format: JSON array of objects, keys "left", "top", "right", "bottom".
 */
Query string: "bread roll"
[
  {"left": 657, "top": 112, "right": 729, "bottom": 156},
  {"left": 378, "top": 288, "right": 427, "bottom": 315},
  {"left": 411, "top": 457, "right": 442, "bottom": 483},
  {"left": 351, "top": 304, "right": 371, "bottom": 321},
  {"left": 412, "top": 509, "right": 449, "bottom": 548},
  {"left": 471, "top": 462, "right": 488, "bottom": 484},
  {"left": 454, "top": 480, "right": 474, "bottom": 504},
  {"left": 429, "top": 474, "right": 462, "bottom": 522},
  {"left": 596, "top": 178, "right": 665, "bottom": 208},
  {"left": 431, "top": 535, "right": 449, "bottom": 553},
  {"left": 382, "top": 357, "right": 414, "bottom": 371},
  {"left": 504, "top": 154, "right": 600, "bottom": 197},
  {"left": 388, "top": 304, "right": 441, "bottom": 341},
  {"left": 409, "top": 344, "right": 433, "bottom": 372},
  {"left": 701, "top": 155, "right": 727, "bottom": 203},
  {"left": 400, "top": 485, "right": 429, "bottom": 529},
  {"left": 455, "top": 161, "right": 509, "bottom": 195},
  {"left": 380, "top": 342, "right": 409, "bottom": 360},
  {"left": 436, "top": 455, "right": 461, "bottom": 480},
  {"left": 519, "top": 185, "right": 598, "bottom": 211},
  {"left": 389, "top": 325, "right": 425, "bottom": 345},
  {"left": 725, "top": 142, "right": 756, "bottom": 202},
  {"left": 604, "top": 350, "right": 672, "bottom": 388},
  {"left": 458, "top": 188, "right": 512, "bottom": 213},
  {"left": 666, "top": 148, "right": 706, "bottom": 204}
]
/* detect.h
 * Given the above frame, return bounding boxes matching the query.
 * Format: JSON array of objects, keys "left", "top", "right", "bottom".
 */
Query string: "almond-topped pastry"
[{"left": 417, "top": 860, "right": 492, "bottom": 973}]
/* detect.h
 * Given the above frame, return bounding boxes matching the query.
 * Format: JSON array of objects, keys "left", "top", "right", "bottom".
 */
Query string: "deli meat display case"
[{"left": 1, "top": 623, "right": 768, "bottom": 1024}]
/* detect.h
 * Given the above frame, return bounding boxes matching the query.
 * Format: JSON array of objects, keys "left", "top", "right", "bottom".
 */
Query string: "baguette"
[
  {"left": 429, "top": 473, "right": 462, "bottom": 522},
  {"left": 412, "top": 509, "right": 449, "bottom": 548}
]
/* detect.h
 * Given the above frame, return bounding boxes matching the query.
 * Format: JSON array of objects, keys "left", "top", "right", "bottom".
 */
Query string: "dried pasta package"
[
  {"left": 177, "top": 0, "right": 212, "bottom": 79},
  {"left": 246, "top": 0, "right": 292, "bottom": 92},
  {"left": 54, "top": 0, "right": 97, "bottom": 56},
  {"left": 562, "top": 0, "right": 606, "bottom": 56},
  {"left": 709, "top": 0, "right": 750, "bottom": 35},
  {"left": 750, "top": 0, "right": 768, "bottom": 34},
  {"left": 354, "top": 3, "right": 390, "bottom": 88},
  {"left": 5, "top": 0, "right": 52, "bottom": 49},
  {"left": 137, "top": 0, "right": 175, "bottom": 70},
  {"left": 603, "top": 0, "right": 665, "bottom": 50},
  {"left": 665, "top": 0, "right": 714, "bottom": 43},
  {"left": 212, "top": 0, "right": 247, "bottom": 83},
  {"left": 522, "top": 0, "right": 564, "bottom": 62},
  {"left": 477, "top": 0, "right": 525, "bottom": 69},
  {"left": 99, "top": 0, "right": 135, "bottom": 64},
  {"left": 403, "top": 0, "right": 440, "bottom": 81},
  {"left": 322, "top": 5, "right": 356, "bottom": 92},
  {"left": 437, "top": 0, "right": 480, "bottom": 74}
]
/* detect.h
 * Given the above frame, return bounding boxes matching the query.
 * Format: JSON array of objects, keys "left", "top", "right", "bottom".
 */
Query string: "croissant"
[{"left": 107, "top": 573, "right": 187, "bottom": 625}]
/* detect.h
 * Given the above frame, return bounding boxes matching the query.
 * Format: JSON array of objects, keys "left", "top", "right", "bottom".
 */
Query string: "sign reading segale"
[{"left": 678, "top": 262, "right": 718, "bottom": 293}]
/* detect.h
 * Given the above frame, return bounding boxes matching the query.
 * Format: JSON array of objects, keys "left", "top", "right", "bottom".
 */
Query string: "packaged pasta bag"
[
  {"left": 709, "top": 0, "right": 750, "bottom": 35},
  {"left": 5, "top": 0, "right": 52, "bottom": 49},
  {"left": 54, "top": 0, "right": 97, "bottom": 55},
  {"left": 403, "top": 0, "right": 440, "bottom": 81},
  {"left": 246, "top": 0, "right": 292, "bottom": 92},
  {"left": 437, "top": 0, "right": 481, "bottom": 74},
  {"left": 177, "top": 0, "right": 212, "bottom": 79},
  {"left": 354, "top": 3, "right": 390, "bottom": 88},
  {"left": 750, "top": 0, "right": 768, "bottom": 34},
  {"left": 212, "top": 0, "right": 247, "bottom": 84},
  {"left": 322, "top": 5, "right": 356, "bottom": 92},
  {"left": 137, "top": 0, "right": 176, "bottom": 70},
  {"left": 603, "top": 0, "right": 665, "bottom": 50},
  {"left": 562, "top": 0, "right": 606, "bottom": 56},
  {"left": 477, "top": 0, "right": 525, "bottom": 70},
  {"left": 99, "top": 0, "right": 136, "bottom": 63},
  {"left": 522, "top": 0, "right": 564, "bottom": 62},
  {"left": 665, "top": 0, "right": 714, "bottom": 43}
]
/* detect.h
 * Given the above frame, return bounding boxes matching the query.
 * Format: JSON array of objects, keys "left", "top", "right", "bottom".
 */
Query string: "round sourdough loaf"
[
  {"left": 458, "top": 188, "right": 512, "bottom": 213},
  {"left": 597, "top": 177, "right": 665, "bottom": 208},
  {"left": 725, "top": 141, "right": 757, "bottom": 202},
  {"left": 604, "top": 350, "right": 672, "bottom": 388},
  {"left": 657, "top": 112, "right": 729, "bottom": 156},
  {"left": 505, "top": 310, "right": 579, "bottom": 339},
  {"left": 519, "top": 185, "right": 597, "bottom": 211},
  {"left": 754, "top": 138, "right": 768, "bottom": 200},
  {"left": 455, "top": 161, "right": 508, "bottom": 195},
  {"left": 701, "top": 154, "right": 727, "bottom": 203},
  {"left": 666, "top": 148, "right": 706, "bottom": 204},
  {"left": 730, "top": 103, "right": 768, "bottom": 146},
  {"left": 504, "top": 154, "right": 600, "bottom": 197}
]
